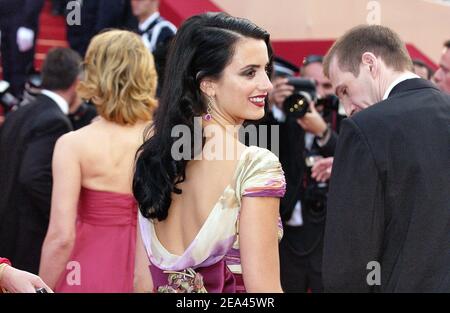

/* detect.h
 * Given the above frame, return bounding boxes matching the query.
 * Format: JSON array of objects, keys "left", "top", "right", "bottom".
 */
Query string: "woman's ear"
[{"left": 199, "top": 79, "right": 215, "bottom": 98}]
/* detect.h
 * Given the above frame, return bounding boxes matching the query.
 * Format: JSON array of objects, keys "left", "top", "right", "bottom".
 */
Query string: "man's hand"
[
  {"left": 311, "top": 157, "right": 334, "bottom": 182},
  {"left": 297, "top": 100, "right": 327, "bottom": 136},
  {"left": 268, "top": 77, "right": 294, "bottom": 109}
]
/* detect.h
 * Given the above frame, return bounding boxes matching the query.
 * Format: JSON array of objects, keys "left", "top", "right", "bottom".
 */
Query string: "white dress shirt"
[
  {"left": 383, "top": 72, "right": 420, "bottom": 100},
  {"left": 138, "top": 12, "right": 177, "bottom": 52}
]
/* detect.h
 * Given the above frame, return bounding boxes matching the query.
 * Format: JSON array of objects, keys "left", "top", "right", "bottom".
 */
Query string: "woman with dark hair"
[{"left": 134, "top": 12, "right": 286, "bottom": 293}]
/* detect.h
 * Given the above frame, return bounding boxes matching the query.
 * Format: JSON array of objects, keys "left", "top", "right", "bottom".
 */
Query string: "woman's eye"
[{"left": 247, "top": 70, "right": 256, "bottom": 78}]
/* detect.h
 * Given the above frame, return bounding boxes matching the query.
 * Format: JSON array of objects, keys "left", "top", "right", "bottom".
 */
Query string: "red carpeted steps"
[{"left": 35, "top": 0, "right": 69, "bottom": 70}]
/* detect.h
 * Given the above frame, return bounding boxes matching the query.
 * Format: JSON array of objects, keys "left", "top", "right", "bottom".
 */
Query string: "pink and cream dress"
[{"left": 139, "top": 146, "right": 286, "bottom": 293}]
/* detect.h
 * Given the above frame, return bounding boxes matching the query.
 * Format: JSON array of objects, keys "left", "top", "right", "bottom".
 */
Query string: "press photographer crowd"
[{"left": 1, "top": 0, "right": 450, "bottom": 294}]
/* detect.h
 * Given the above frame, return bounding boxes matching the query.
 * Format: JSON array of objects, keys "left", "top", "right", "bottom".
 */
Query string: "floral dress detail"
[{"left": 139, "top": 146, "right": 286, "bottom": 293}]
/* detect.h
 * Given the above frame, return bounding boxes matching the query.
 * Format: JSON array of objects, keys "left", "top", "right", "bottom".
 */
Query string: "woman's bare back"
[
  {"left": 154, "top": 140, "right": 248, "bottom": 255},
  {"left": 70, "top": 118, "right": 150, "bottom": 194}
]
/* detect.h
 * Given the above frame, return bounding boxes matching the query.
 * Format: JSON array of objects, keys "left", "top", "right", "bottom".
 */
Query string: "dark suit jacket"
[
  {"left": 0, "top": 94, "right": 72, "bottom": 273},
  {"left": 0, "top": 0, "right": 44, "bottom": 28},
  {"left": 323, "top": 78, "right": 450, "bottom": 292},
  {"left": 66, "top": 0, "right": 137, "bottom": 57}
]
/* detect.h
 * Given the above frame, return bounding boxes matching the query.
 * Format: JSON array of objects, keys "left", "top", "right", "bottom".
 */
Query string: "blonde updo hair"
[{"left": 78, "top": 29, "right": 157, "bottom": 125}]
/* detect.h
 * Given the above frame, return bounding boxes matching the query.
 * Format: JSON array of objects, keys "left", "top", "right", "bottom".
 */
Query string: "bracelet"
[
  {"left": 318, "top": 126, "right": 330, "bottom": 139},
  {"left": 316, "top": 126, "right": 332, "bottom": 148}
]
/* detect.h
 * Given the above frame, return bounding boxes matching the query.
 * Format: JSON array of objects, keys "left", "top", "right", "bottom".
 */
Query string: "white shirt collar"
[
  {"left": 139, "top": 12, "right": 160, "bottom": 32},
  {"left": 382, "top": 72, "right": 420, "bottom": 100},
  {"left": 41, "top": 89, "right": 69, "bottom": 115}
]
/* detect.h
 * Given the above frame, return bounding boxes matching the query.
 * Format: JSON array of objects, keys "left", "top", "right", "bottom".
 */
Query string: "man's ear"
[
  {"left": 361, "top": 52, "right": 378, "bottom": 78},
  {"left": 199, "top": 79, "right": 215, "bottom": 98},
  {"left": 71, "top": 78, "right": 81, "bottom": 94}
]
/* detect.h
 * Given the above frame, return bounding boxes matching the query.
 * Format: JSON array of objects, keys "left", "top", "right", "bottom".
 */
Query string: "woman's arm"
[
  {"left": 39, "top": 134, "right": 80, "bottom": 289},
  {"left": 133, "top": 223, "right": 153, "bottom": 292},
  {"left": 239, "top": 196, "right": 283, "bottom": 293}
]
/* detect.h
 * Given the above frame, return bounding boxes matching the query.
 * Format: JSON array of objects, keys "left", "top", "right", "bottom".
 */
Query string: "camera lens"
[{"left": 283, "top": 92, "right": 310, "bottom": 119}]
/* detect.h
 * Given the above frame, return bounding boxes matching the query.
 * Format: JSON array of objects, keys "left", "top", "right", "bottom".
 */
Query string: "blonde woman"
[{"left": 39, "top": 30, "right": 157, "bottom": 293}]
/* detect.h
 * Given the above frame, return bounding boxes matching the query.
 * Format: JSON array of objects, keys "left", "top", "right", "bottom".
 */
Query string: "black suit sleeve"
[
  {"left": 18, "top": 117, "right": 70, "bottom": 220},
  {"left": 322, "top": 118, "right": 384, "bottom": 292}
]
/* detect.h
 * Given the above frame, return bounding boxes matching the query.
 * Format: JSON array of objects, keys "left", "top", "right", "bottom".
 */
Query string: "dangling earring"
[{"left": 203, "top": 96, "right": 214, "bottom": 121}]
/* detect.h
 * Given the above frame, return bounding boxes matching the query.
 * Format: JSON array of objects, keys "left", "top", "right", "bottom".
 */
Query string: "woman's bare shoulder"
[{"left": 56, "top": 121, "right": 101, "bottom": 150}]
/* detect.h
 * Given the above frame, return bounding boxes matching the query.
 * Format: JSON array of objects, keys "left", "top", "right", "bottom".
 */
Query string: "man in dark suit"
[
  {"left": 66, "top": 0, "right": 138, "bottom": 57},
  {"left": 321, "top": 25, "right": 450, "bottom": 292},
  {"left": 0, "top": 0, "right": 45, "bottom": 97},
  {"left": 0, "top": 48, "right": 81, "bottom": 274}
]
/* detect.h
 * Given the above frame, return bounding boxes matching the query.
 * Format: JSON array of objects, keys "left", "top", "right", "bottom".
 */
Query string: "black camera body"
[
  {"left": 0, "top": 71, "right": 43, "bottom": 113},
  {"left": 282, "top": 77, "right": 316, "bottom": 119},
  {"left": 282, "top": 77, "right": 339, "bottom": 119},
  {"left": 302, "top": 152, "right": 328, "bottom": 223},
  {"left": 21, "top": 70, "right": 43, "bottom": 107},
  {"left": 0, "top": 80, "right": 20, "bottom": 113}
]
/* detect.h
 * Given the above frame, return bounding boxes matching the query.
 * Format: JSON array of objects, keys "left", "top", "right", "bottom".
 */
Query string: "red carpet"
[{"left": 35, "top": 0, "right": 69, "bottom": 70}]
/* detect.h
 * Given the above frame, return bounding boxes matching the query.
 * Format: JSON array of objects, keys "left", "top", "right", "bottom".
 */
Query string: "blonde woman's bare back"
[{"left": 67, "top": 117, "right": 150, "bottom": 194}]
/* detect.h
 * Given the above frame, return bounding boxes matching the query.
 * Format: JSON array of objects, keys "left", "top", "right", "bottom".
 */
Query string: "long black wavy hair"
[{"left": 133, "top": 12, "right": 273, "bottom": 221}]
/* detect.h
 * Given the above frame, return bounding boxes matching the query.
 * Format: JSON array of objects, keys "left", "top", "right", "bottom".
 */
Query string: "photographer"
[
  {"left": 268, "top": 55, "right": 341, "bottom": 293},
  {"left": 434, "top": 40, "right": 450, "bottom": 94}
]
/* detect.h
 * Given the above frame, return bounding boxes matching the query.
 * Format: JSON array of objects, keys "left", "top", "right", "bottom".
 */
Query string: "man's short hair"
[
  {"left": 444, "top": 40, "right": 450, "bottom": 49},
  {"left": 41, "top": 48, "right": 82, "bottom": 91},
  {"left": 323, "top": 25, "right": 413, "bottom": 78}
]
